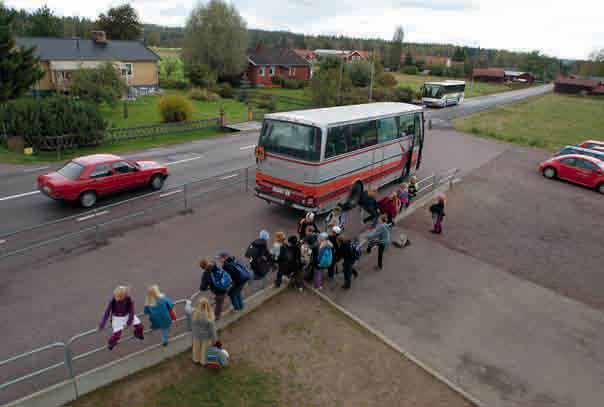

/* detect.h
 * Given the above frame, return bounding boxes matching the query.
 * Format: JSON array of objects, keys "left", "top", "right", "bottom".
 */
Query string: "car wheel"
[
  {"left": 543, "top": 167, "right": 556, "bottom": 179},
  {"left": 150, "top": 174, "right": 165, "bottom": 191},
  {"left": 79, "top": 191, "right": 97, "bottom": 208},
  {"left": 597, "top": 183, "right": 604, "bottom": 195}
]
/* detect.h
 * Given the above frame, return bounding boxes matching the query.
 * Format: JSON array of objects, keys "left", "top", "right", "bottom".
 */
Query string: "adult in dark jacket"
[
  {"left": 359, "top": 189, "right": 380, "bottom": 225},
  {"left": 327, "top": 226, "right": 343, "bottom": 279},
  {"left": 245, "top": 230, "right": 272, "bottom": 279},
  {"left": 217, "top": 252, "right": 248, "bottom": 311},
  {"left": 337, "top": 235, "right": 359, "bottom": 289},
  {"left": 199, "top": 258, "right": 229, "bottom": 320},
  {"left": 275, "top": 235, "right": 302, "bottom": 288}
]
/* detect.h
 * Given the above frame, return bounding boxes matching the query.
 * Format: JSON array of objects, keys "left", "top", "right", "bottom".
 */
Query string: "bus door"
[{"left": 414, "top": 112, "right": 424, "bottom": 170}]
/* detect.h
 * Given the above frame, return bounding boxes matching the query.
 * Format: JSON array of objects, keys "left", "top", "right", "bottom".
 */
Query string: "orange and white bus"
[{"left": 254, "top": 102, "right": 425, "bottom": 213}]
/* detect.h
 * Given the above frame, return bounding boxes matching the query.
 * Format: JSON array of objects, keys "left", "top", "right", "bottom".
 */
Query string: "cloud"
[
  {"left": 397, "top": 0, "right": 476, "bottom": 11},
  {"left": 160, "top": 4, "right": 189, "bottom": 17}
]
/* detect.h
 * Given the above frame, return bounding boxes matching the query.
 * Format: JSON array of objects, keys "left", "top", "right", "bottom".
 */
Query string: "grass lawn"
[
  {"left": 252, "top": 87, "right": 311, "bottom": 101},
  {"left": 453, "top": 93, "right": 604, "bottom": 150},
  {"left": 0, "top": 127, "right": 225, "bottom": 164},
  {"left": 394, "top": 73, "right": 515, "bottom": 98},
  {"left": 101, "top": 90, "right": 249, "bottom": 128}
]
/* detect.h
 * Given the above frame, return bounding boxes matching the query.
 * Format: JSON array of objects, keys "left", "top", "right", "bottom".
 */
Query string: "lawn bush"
[
  {"left": 429, "top": 64, "right": 447, "bottom": 76},
  {"left": 218, "top": 82, "right": 234, "bottom": 98},
  {"left": 393, "top": 86, "right": 415, "bottom": 103},
  {"left": 377, "top": 72, "right": 398, "bottom": 88},
  {"left": 188, "top": 88, "right": 220, "bottom": 102},
  {"left": 0, "top": 96, "right": 106, "bottom": 149},
  {"left": 402, "top": 65, "right": 419, "bottom": 75},
  {"left": 341, "top": 88, "right": 369, "bottom": 105},
  {"left": 256, "top": 95, "right": 277, "bottom": 111},
  {"left": 160, "top": 79, "right": 189, "bottom": 90},
  {"left": 282, "top": 79, "right": 305, "bottom": 89},
  {"left": 186, "top": 64, "right": 216, "bottom": 89},
  {"left": 159, "top": 94, "right": 193, "bottom": 122},
  {"left": 371, "top": 87, "right": 395, "bottom": 102},
  {"left": 70, "top": 63, "right": 127, "bottom": 107},
  {"left": 347, "top": 61, "right": 372, "bottom": 87},
  {"left": 271, "top": 76, "right": 284, "bottom": 86},
  {"left": 159, "top": 57, "right": 185, "bottom": 82},
  {"left": 447, "top": 65, "right": 465, "bottom": 78}
]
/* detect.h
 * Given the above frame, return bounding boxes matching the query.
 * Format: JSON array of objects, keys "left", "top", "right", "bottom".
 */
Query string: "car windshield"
[
  {"left": 422, "top": 85, "right": 443, "bottom": 98},
  {"left": 259, "top": 119, "right": 321, "bottom": 161},
  {"left": 57, "top": 162, "right": 85, "bottom": 180}
]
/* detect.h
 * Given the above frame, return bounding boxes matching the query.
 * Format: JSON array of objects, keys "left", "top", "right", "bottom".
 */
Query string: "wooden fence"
[{"left": 104, "top": 118, "right": 220, "bottom": 143}]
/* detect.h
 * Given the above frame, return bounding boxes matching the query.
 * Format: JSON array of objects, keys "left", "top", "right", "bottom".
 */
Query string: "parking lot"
[{"left": 403, "top": 145, "right": 604, "bottom": 310}]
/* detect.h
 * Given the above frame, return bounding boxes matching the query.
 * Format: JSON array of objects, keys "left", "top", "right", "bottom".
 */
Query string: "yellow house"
[{"left": 16, "top": 31, "right": 160, "bottom": 96}]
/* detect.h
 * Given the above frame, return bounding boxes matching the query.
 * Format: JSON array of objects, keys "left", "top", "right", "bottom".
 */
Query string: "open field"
[
  {"left": 67, "top": 291, "right": 472, "bottom": 407},
  {"left": 394, "top": 73, "right": 515, "bottom": 98},
  {"left": 453, "top": 93, "right": 604, "bottom": 150}
]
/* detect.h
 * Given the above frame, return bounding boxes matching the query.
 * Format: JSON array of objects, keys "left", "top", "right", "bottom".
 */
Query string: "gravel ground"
[{"left": 403, "top": 146, "right": 604, "bottom": 310}]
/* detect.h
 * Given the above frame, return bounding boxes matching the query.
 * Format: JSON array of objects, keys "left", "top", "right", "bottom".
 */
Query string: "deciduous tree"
[
  {"left": 70, "top": 63, "right": 127, "bottom": 106},
  {"left": 388, "top": 26, "right": 404, "bottom": 71},
  {"left": 27, "top": 5, "right": 62, "bottom": 37},
  {"left": 96, "top": 4, "right": 142, "bottom": 41},
  {"left": 183, "top": 0, "right": 248, "bottom": 77}
]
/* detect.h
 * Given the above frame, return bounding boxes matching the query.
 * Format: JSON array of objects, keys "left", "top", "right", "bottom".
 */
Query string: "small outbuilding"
[{"left": 472, "top": 68, "right": 506, "bottom": 83}]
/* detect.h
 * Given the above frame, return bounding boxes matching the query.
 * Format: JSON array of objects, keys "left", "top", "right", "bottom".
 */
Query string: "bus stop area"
[{"left": 2, "top": 127, "right": 603, "bottom": 406}]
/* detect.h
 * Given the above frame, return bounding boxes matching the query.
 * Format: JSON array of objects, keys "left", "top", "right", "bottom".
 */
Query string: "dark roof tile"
[{"left": 248, "top": 47, "right": 311, "bottom": 67}]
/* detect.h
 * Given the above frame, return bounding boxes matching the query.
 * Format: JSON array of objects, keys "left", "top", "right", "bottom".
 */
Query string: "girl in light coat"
[{"left": 191, "top": 297, "right": 218, "bottom": 365}]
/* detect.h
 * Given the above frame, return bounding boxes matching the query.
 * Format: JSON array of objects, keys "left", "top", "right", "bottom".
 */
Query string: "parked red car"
[
  {"left": 38, "top": 154, "right": 169, "bottom": 207},
  {"left": 539, "top": 154, "right": 604, "bottom": 194},
  {"left": 578, "top": 140, "right": 604, "bottom": 150}
]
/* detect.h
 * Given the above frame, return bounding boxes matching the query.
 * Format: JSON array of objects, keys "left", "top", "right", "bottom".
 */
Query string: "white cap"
[
  {"left": 332, "top": 226, "right": 342, "bottom": 234},
  {"left": 306, "top": 212, "right": 315, "bottom": 222}
]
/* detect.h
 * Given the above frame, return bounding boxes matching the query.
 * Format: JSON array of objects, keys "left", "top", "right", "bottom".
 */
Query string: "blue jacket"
[{"left": 144, "top": 296, "right": 174, "bottom": 330}]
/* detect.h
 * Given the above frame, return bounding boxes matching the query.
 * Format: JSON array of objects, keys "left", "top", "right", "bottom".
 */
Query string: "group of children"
[{"left": 99, "top": 285, "right": 229, "bottom": 368}]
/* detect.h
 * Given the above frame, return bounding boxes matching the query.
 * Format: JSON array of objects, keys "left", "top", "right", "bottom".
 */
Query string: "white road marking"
[
  {"left": 220, "top": 174, "right": 239, "bottom": 180},
  {"left": 165, "top": 154, "right": 203, "bottom": 166},
  {"left": 23, "top": 166, "right": 50, "bottom": 173},
  {"left": 0, "top": 239, "right": 6, "bottom": 245},
  {"left": 77, "top": 210, "right": 109, "bottom": 222},
  {"left": 159, "top": 189, "right": 183, "bottom": 198},
  {"left": 0, "top": 191, "right": 40, "bottom": 202},
  {"left": 239, "top": 144, "right": 256, "bottom": 150}
]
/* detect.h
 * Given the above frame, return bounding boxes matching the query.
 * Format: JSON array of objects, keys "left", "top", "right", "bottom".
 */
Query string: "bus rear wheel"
[{"left": 345, "top": 181, "right": 364, "bottom": 208}]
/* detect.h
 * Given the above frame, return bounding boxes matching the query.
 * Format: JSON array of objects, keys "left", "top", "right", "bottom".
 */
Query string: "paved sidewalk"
[{"left": 326, "top": 230, "right": 604, "bottom": 407}]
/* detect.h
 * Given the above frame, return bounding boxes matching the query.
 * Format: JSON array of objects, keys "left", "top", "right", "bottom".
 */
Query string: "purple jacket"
[{"left": 99, "top": 296, "right": 135, "bottom": 329}]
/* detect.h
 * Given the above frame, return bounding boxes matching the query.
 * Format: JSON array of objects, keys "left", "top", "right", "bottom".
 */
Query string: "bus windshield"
[
  {"left": 259, "top": 120, "right": 322, "bottom": 161},
  {"left": 422, "top": 85, "right": 443, "bottom": 98}
]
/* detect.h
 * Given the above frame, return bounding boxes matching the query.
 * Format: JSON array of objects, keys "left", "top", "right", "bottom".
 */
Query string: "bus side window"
[
  {"left": 326, "top": 126, "right": 349, "bottom": 158},
  {"left": 378, "top": 117, "right": 398, "bottom": 143},
  {"left": 398, "top": 115, "right": 414, "bottom": 139}
]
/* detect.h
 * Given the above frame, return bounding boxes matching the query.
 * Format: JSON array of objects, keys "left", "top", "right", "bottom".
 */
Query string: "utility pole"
[
  {"left": 337, "top": 57, "right": 344, "bottom": 105},
  {"left": 369, "top": 49, "right": 376, "bottom": 102}
]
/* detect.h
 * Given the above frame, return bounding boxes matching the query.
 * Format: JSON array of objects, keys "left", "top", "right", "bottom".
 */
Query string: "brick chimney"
[{"left": 91, "top": 30, "right": 107, "bottom": 44}]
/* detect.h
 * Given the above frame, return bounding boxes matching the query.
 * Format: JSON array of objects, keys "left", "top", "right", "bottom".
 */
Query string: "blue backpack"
[
  {"left": 318, "top": 245, "right": 333, "bottom": 268},
  {"left": 210, "top": 267, "right": 232, "bottom": 291},
  {"left": 349, "top": 239, "right": 362, "bottom": 262},
  {"left": 232, "top": 259, "right": 251, "bottom": 283}
]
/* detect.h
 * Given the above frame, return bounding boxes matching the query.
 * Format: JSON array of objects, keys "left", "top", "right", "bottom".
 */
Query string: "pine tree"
[{"left": 0, "top": 4, "right": 44, "bottom": 104}]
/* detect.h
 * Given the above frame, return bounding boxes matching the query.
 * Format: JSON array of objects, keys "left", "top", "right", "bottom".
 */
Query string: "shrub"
[
  {"left": 160, "top": 79, "right": 189, "bottom": 90},
  {"left": 159, "top": 94, "right": 193, "bottom": 122},
  {"left": 70, "top": 62, "right": 127, "bottom": 107},
  {"left": 257, "top": 95, "right": 277, "bottom": 111},
  {"left": 371, "top": 87, "right": 395, "bottom": 102},
  {"left": 377, "top": 72, "right": 398, "bottom": 88},
  {"left": 159, "top": 57, "right": 185, "bottom": 82},
  {"left": 392, "top": 86, "right": 415, "bottom": 103},
  {"left": 188, "top": 88, "right": 220, "bottom": 102},
  {"left": 271, "top": 76, "right": 284, "bottom": 86},
  {"left": 429, "top": 64, "right": 447, "bottom": 76},
  {"left": 186, "top": 64, "right": 216, "bottom": 89},
  {"left": 0, "top": 96, "right": 106, "bottom": 150},
  {"left": 218, "top": 82, "right": 234, "bottom": 98},
  {"left": 447, "top": 65, "right": 465, "bottom": 78},
  {"left": 282, "top": 79, "right": 305, "bottom": 89},
  {"left": 346, "top": 61, "right": 372, "bottom": 87},
  {"left": 402, "top": 65, "right": 419, "bottom": 75},
  {"left": 341, "top": 88, "right": 369, "bottom": 105}
]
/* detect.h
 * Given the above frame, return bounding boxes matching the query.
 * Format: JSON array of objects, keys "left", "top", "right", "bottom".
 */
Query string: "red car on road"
[
  {"left": 539, "top": 154, "right": 604, "bottom": 194},
  {"left": 38, "top": 154, "right": 169, "bottom": 207}
]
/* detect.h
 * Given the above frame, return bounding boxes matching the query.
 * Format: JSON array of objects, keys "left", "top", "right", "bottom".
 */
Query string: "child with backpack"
[
  {"left": 217, "top": 252, "right": 251, "bottom": 311},
  {"left": 429, "top": 193, "right": 446, "bottom": 234},
  {"left": 245, "top": 230, "right": 272, "bottom": 280},
  {"left": 99, "top": 285, "right": 144, "bottom": 350},
  {"left": 189, "top": 297, "right": 217, "bottom": 365},
  {"left": 144, "top": 284, "right": 175, "bottom": 347},
  {"left": 408, "top": 176, "right": 418, "bottom": 202},
  {"left": 378, "top": 192, "right": 399, "bottom": 225},
  {"left": 315, "top": 232, "right": 334, "bottom": 290},
  {"left": 199, "top": 258, "right": 232, "bottom": 320},
  {"left": 398, "top": 183, "right": 410, "bottom": 211},
  {"left": 337, "top": 234, "right": 361, "bottom": 289}
]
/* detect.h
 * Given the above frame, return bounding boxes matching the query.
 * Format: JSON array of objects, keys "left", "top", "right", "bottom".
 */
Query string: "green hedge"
[{"left": 0, "top": 96, "right": 106, "bottom": 149}]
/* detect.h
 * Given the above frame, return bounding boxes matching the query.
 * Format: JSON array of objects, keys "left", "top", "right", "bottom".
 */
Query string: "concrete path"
[{"left": 326, "top": 230, "right": 604, "bottom": 407}]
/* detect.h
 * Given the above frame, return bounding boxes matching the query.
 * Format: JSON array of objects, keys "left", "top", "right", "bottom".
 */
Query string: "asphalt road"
[{"left": 0, "top": 84, "right": 552, "bottom": 235}]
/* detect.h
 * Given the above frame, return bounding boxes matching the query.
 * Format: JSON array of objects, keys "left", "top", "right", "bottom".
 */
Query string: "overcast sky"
[{"left": 7, "top": 0, "right": 604, "bottom": 60}]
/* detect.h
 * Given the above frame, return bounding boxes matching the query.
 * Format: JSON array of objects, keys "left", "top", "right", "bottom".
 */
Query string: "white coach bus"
[
  {"left": 254, "top": 102, "right": 425, "bottom": 213},
  {"left": 421, "top": 80, "right": 466, "bottom": 107}
]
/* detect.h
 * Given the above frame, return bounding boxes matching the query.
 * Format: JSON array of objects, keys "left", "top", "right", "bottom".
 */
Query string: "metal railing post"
[
  {"left": 183, "top": 183, "right": 189, "bottom": 211},
  {"left": 64, "top": 344, "right": 79, "bottom": 398}
]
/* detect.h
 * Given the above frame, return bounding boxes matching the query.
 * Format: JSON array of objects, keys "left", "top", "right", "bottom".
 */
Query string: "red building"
[
  {"left": 472, "top": 68, "right": 506, "bottom": 83},
  {"left": 244, "top": 44, "right": 312, "bottom": 87},
  {"left": 293, "top": 49, "right": 317, "bottom": 63},
  {"left": 554, "top": 76, "right": 604, "bottom": 95}
]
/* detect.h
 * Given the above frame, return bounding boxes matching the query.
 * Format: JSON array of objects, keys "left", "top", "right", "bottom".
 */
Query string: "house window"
[
  {"left": 269, "top": 66, "right": 276, "bottom": 76},
  {"left": 259, "top": 67, "right": 266, "bottom": 77},
  {"left": 289, "top": 67, "right": 296, "bottom": 76},
  {"left": 120, "top": 63, "right": 133, "bottom": 77}
]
